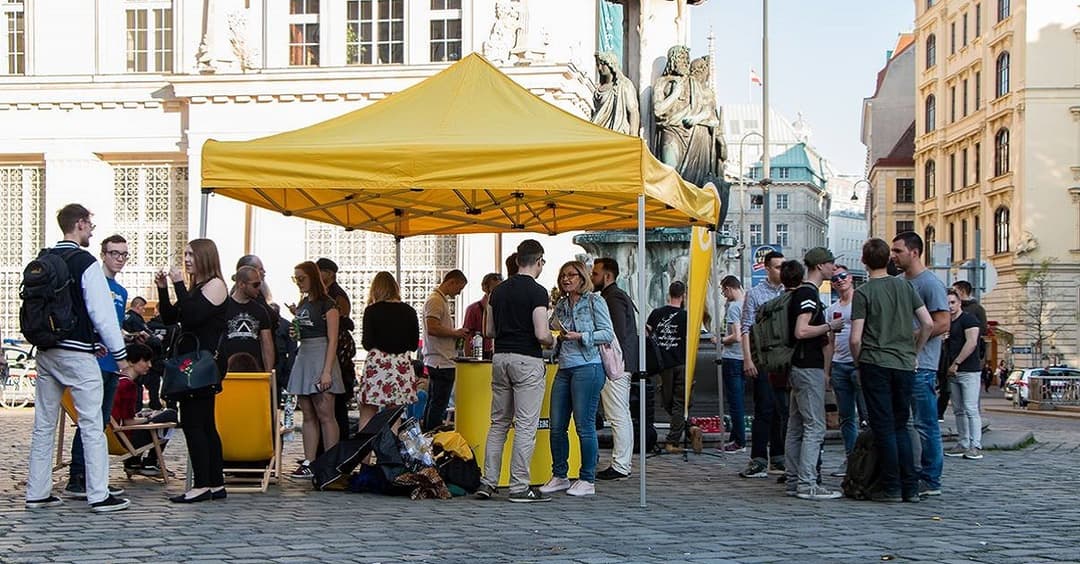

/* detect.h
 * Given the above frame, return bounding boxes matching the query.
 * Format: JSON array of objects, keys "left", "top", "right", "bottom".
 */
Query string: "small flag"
[{"left": 750, "top": 68, "right": 763, "bottom": 86}]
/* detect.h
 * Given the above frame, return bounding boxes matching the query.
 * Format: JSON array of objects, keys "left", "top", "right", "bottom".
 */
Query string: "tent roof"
[{"left": 201, "top": 54, "right": 719, "bottom": 237}]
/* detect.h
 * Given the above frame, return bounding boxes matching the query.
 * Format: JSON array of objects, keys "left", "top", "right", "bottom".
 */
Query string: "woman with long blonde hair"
[
  {"left": 358, "top": 271, "right": 420, "bottom": 430},
  {"left": 285, "top": 261, "right": 343, "bottom": 479}
]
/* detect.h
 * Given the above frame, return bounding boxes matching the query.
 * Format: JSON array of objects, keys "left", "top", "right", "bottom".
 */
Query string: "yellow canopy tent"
[
  {"left": 200, "top": 53, "right": 721, "bottom": 506},
  {"left": 201, "top": 53, "right": 718, "bottom": 235}
]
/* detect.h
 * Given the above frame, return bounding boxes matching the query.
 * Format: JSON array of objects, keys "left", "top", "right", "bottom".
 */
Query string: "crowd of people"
[{"left": 20, "top": 202, "right": 993, "bottom": 511}]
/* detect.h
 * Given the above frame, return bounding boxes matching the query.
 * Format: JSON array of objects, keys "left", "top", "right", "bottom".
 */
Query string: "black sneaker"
[
  {"left": 289, "top": 463, "right": 313, "bottom": 480},
  {"left": 596, "top": 467, "right": 631, "bottom": 481},
  {"left": 25, "top": 496, "right": 64, "bottom": 509},
  {"left": 90, "top": 495, "right": 130, "bottom": 513},
  {"left": 739, "top": 459, "right": 768, "bottom": 479},
  {"left": 508, "top": 487, "right": 552, "bottom": 503},
  {"left": 475, "top": 484, "right": 498, "bottom": 499},
  {"left": 63, "top": 479, "right": 86, "bottom": 499}
]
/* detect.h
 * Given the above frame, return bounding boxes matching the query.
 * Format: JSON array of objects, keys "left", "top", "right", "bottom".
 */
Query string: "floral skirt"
[{"left": 359, "top": 349, "right": 418, "bottom": 407}]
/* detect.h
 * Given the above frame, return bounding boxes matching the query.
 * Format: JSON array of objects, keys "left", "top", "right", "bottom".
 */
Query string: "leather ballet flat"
[
  {"left": 211, "top": 488, "right": 227, "bottom": 500},
  {"left": 169, "top": 490, "right": 212, "bottom": 503}
]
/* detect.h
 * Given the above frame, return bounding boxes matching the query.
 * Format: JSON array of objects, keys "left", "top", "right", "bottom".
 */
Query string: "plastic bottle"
[
  {"left": 282, "top": 393, "right": 297, "bottom": 441},
  {"left": 471, "top": 333, "right": 484, "bottom": 360}
]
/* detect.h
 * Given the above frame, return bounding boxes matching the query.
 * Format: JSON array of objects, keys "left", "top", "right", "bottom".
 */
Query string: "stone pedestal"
[{"left": 573, "top": 227, "right": 736, "bottom": 318}]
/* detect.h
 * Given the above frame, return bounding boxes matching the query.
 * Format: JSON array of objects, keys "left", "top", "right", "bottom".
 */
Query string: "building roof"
[
  {"left": 748, "top": 143, "right": 827, "bottom": 189},
  {"left": 874, "top": 121, "right": 916, "bottom": 168}
]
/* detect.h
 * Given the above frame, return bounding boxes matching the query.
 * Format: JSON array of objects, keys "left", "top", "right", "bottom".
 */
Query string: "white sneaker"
[
  {"left": 566, "top": 480, "right": 595, "bottom": 497},
  {"left": 539, "top": 477, "right": 572, "bottom": 494}
]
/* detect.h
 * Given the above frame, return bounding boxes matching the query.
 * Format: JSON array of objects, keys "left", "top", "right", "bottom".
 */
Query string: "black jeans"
[
  {"left": 860, "top": 363, "right": 917, "bottom": 498},
  {"left": 422, "top": 366, "right": 455, "bottom": 432},
  {"left": 138, "top": 370, "right": 163, "bottom": 411},
  {"left": 179, "top": 395, "right": 224, "bottom": 488},
  {"left": 659, "top": 365, "right": 688, "bottom": 443},
  {"left": 749, "top": 373, "right": 787, "bottom": 463}
]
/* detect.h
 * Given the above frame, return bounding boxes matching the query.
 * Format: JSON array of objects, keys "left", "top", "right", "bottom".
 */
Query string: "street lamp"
[
  {"left": 735, "top": 130, "right": 765, "bottom": 283},
  {"left": 851, "top": 178, "right": 871, "bottom": 202}
]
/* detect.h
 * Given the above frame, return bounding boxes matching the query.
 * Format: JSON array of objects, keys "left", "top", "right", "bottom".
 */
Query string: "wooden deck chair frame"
[
  {"left": 55, "top": 388, "right": 178, "bottom": 484},
  {"left": 209, "top": 371, "right": 281, "bottom": 493}
]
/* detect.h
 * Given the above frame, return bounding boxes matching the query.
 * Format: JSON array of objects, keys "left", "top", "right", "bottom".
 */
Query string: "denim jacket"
[{"left": 552, "top": 292, "right": 615, "bottom": 369}]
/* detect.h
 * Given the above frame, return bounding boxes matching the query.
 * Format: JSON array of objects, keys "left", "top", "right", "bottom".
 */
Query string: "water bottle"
[
  {"left": 471, "top": 333, "right": 484, "bottom": 360},
  {"left": 282, "top": 393, "right": 297, "bottom": 441}
]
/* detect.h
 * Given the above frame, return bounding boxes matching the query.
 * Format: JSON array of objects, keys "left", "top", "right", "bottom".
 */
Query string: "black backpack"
[
  {"left": 842, "top": 429, "right": 884, "bottom": 500},
  {"left": 19, "top": 248, "right": 78, "bottom": 349}
]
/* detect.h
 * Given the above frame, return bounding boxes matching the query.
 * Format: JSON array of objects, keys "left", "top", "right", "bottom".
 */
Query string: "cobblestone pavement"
[{"left": 1, "top": 403, "right": 1078, "bottom": 564}]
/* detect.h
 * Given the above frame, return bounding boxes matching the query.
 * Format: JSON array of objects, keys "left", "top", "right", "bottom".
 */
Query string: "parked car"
[{"left": 1004, "top": 366, "right": 1080, "bottom": 407}]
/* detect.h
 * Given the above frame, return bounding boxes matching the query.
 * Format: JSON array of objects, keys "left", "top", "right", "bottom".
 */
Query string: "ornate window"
[
  {"left": 974, "top": 142, "right": 981, "bottom": 182},
  {"left": 125, "top": 1, "right": 173, "bottom": 73},
  {"left": 925, "top": 33, "right": 936, "bottom": 69},
  {"left": 995, "top": 52, "right": 1009, "bottom": 97},
  {"left": 960, "top": 219, "right": 968, "bottom": 260},
  {"left": 775, "top": 224, "right": 789, "bottom": 248},
  {"left": 994, "top": 128, "right": 1009, "bottom": 176},
  {"left": 924, "top": 159, "right": 936, "bottom": 199},
  {"left": 924, "top": 225, "right": 936, "bottom": 265},
  {"left": 749, "top": 224, "right": 762, "bottom": 246},
  {"left": 975, "top": 70, "right": 981, "bottom": 109},
  {"left": 997, "top": 0, "right": 1009, "bottom": 22},
  {"left": 2, "top": 0, "right": 24, "bottom": 75},
  {"left": 896, "top": 178, "right": 915, "bottom": 203},
  {"left": 994, "top": 206, "right": 1010, "bottom": 253},
  {"left": 346, "top": 0, "right": 404, "bottom": 65},
  {"left": 112, "top": 164, "right": 189, "bottom": 295},
  {"left": 949, "top": 152, "right": 956, "bottom": 192},
  {"left": 305, "top": 224, "right": 457, "bottom": 347},
  {"left": 0, "top": 165, "right": 44, "bottom": 338},
  {"left": 925, "top": 94, "right": 936, "bottom": 132},
  {"left": 775, "top": 193, "right": 789, "bottom": 210},
  {"left": 975, "top": 3, "right": 982, "bottom": 37},
  {"left": 289, "top": 0, "right": 320, "bottom": 66},
  {"left": 430, "top": 0, "right": 461, "bottom": 63},
  {"left": 896, "top": 221, "right": 915, "bottom": 237}
]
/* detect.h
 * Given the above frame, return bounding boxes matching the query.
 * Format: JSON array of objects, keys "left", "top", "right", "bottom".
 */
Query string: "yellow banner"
[{"left": 684, "top": 226, "right": 714, "bottom": 418}]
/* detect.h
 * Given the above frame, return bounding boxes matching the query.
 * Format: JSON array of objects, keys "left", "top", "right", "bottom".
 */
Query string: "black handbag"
[{"left": 161, "top": 333, "right": 221, "bottom": 400}]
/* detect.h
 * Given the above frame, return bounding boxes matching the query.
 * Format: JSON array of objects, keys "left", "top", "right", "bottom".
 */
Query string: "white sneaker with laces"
[
  {"left": 566, "top": 480, "right": 595, "bottom": 497},
  {"left": 539, "top": 477, "right": 572, "bottom": 494}
]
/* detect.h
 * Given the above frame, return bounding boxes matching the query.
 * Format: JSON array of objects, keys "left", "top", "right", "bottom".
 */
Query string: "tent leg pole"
[
  {"left": 199, "top": 191, "right": 209, "bottom": 238},
  {"left": 715, "top": 250, "right": 725, "bottom": 444},
  {"left": 637, "top": 194, "right": 646, "bottom": 509},
  {"left": 395, "top": 237, "right": 402, "bottom": 283}
]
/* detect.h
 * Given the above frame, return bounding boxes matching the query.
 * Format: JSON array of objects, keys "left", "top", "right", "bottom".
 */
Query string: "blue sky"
[{"left": 690, "top": 0, "right": 915, "bottom": 174}]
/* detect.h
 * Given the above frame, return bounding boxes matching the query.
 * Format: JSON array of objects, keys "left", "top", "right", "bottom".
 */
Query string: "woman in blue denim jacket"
[{"left": 539, "top": 260, "right": 614, "bottom": 497}]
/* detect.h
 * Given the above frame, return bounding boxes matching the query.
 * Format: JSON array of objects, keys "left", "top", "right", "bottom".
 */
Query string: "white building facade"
[{"left": 0, "top": 0, "right": 696, "bottom": 337}]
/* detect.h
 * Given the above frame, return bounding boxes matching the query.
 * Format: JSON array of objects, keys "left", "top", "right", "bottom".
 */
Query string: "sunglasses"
[
  {"left": 248, "top": 281, "right": 262, "bottom": 289},
  {"left": 831, "top": 272, "right": 849, "bottom": 283}
]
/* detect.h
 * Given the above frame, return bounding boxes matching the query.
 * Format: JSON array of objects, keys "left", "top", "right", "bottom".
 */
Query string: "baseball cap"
[
  {"left": 315, "top": 258, "right": 338, "bottom": 273},
  {"left": 804, "top": 247, "right": 836, "bottom": 268}
]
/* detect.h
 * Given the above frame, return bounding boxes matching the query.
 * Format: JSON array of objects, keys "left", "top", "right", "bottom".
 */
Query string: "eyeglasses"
[
  {"left": 80, "top": 218, "right": 96, "bottom": 230},
  {"left": 831, "top": 272, "right": 849, "bottom": 283},
  {"left": 559, "top": 272, "right": 580, "bottom": 280},
  {"left": 249, "top": 281, "right": 262, "bottom": 289},
  {"left": 538, "top": 258, "right": 546, "bottom": 266},
  {"left": 105, "top": 251, "right": 130, "bottom": 261},
  {"left": 291, "top": 275, "right": 307, "bottom": 283}
]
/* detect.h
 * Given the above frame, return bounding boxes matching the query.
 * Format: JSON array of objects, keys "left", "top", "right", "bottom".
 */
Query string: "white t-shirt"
[
  {"left": 826, "top": 299, "right": 853, "bottom": 363},
  {"left": 422, "top": 290, "right": 456, "bottom": 368}
]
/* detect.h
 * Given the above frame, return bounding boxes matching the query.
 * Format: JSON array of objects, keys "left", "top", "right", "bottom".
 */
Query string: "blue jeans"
[
  {"left": 422, "top": 366, "right": 455, "bottom": 432},
  {"left": 722, "top": 359, "right": 745, "bottom": 446},
  {"left": 550, "top": 363, "right": 605, "bottom": 483},
  {"left": 830, "top": 362, "right": 865, "bottom": 454},
  {"left": 912, "top": 368, "right": 943, "bottom": 490},
  {"left": 69, "top": 370, "right": 118, "bottom": 480},
  {"left": 860, "top": 363, "right": 917, "bottom": 498}
]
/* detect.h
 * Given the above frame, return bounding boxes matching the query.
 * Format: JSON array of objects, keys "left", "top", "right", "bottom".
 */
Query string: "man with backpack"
[
  {"left": 738, "top": 251, "right": 788, "bottom": 479},
  {"left": 24, "top": 204, "right": 131, "bottom": 512},
  {"left": 63, "top": 234, "right": 133, "bottom": 500},
  {"left": 778, "top": 250, "right": 845, "bottom": 500},
  {"left": 849, "top": 238, "right": 934, "bottom": 503}
]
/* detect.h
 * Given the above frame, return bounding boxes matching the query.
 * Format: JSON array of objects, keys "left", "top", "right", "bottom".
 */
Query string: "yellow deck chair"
[
  {"left": 55, "top": 388, "right": 177, "bottom": 484},
  {"left": 213, "top": 371, "right": 281, "bottom": 493}
]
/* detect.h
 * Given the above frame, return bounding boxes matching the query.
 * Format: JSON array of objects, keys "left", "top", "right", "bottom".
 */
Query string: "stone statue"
[
  {"left": 195, "top": 0, "right": 243, "bottom": 73},
  {"left": 591, "top": 52, "right": 640, "bottom": 136},
  {"left": 652, "top": 46, "right": 724, "bottom": 187},
  {"left": 482, "top": 0, "right": 522, "bottom": 65}
]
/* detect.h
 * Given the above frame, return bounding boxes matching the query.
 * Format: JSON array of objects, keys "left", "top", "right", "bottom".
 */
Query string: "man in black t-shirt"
[
  {"left": 646, "top": 282, "right": 689, "bottom": 452},
  {"left": 782, "top": 248, "right": 845, "bottom": 500},
  {"left": 221, "top": 266, "right": 274, "bottom": 373},
  {"left": 477, "top": 239, "right": 555, "bottom": 503},
  {"left": 944, "top": 289, "right": 984, "bottom": 459}
]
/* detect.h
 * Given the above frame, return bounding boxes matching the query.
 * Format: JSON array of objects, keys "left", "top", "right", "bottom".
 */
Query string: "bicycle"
[{"left": 2, "top": 343, "right": 37, "bottom": 409}]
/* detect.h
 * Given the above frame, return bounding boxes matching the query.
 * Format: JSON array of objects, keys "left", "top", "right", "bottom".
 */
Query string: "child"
[{"left": 114, "top": 343, "right": 178, "bottom": 477}]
